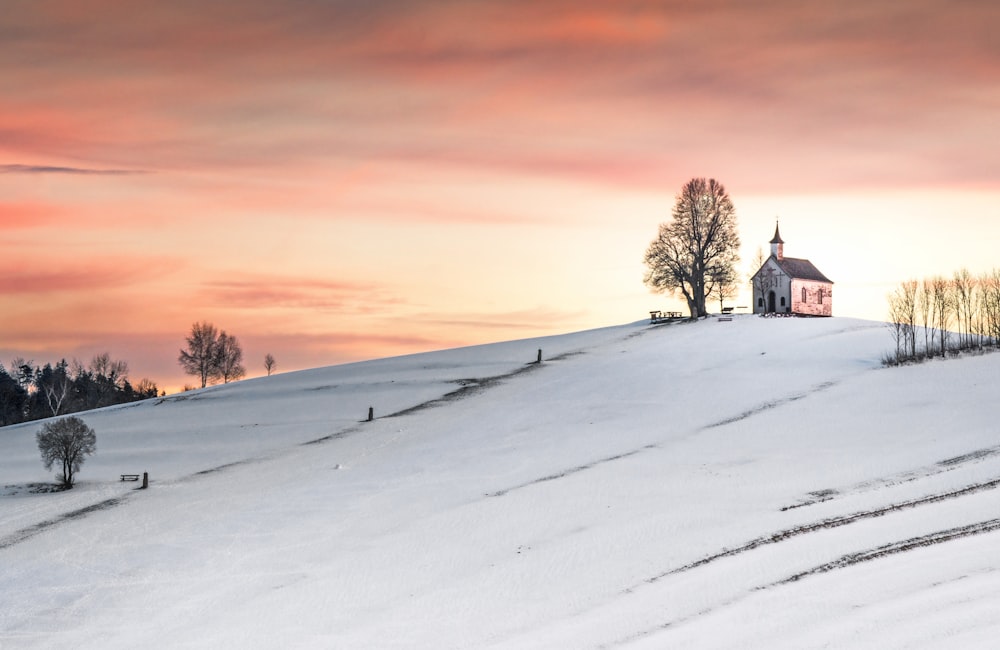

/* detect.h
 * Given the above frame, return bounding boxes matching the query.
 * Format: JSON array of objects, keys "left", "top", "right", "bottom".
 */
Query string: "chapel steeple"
[{"left": 770, "top": 220, "right": 784, "bottom": 260}]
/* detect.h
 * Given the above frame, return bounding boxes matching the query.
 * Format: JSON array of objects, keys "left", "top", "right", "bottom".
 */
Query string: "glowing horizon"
[{"left": 3, "top": 0, "right": 999, "bottom": 393}]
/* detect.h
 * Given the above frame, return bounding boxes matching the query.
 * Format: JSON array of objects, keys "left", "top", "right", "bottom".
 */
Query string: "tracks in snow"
[
  {"left": 0, "top": 356, "right": 574, "bottom": 551},
  {"left": 777, "top": 517, "right": 1000, "bottom": 585},
  {"left": 608, "top": 472, "right": 1000, "bottom": 646},
  {"left": 488, "top": 380, "right": 839, "bottom": 499},
  {"left": 782, "top": 442, "right": 1000, "bottom": 511},
  {"left": 0, "top": 495, "right": 129, "bottom": 550},
  {"left": 642, "top": 475, "right": 1000, "bottom": 586}
]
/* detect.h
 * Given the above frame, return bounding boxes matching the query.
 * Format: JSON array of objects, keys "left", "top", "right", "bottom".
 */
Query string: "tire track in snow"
[
  {"left": 610, "top": 517, "right": 1000, "bottom": 648},
  {"left": 383, "top": 352, "right": 584, "bottom": 419},
  {"left": 782, "top": 443, "right": 1000, "bottom": 511},
  {"left": 0, "top": 495, "right": 130, "bottom": 550},
  {"left": 637, "top": 475, "right": 1000, "bottom": 586},
  {"left": 702, "top": 381, "right": 837, "bottom": 429},
  {"left": 487, "top": 382, "right": 839, "bottom": 499},
  {"left": 776, "top": 516, "right": 1000, "bottom": 585},
  {"left": 486, "top": 445, "right": 659, "bottom": 497},
  {"left": 0, "top": 356, "right": 576, "bottom": 550}
]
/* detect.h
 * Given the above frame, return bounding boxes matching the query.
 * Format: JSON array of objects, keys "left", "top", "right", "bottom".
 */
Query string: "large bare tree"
[
  {"left": 644, "top": 178, "right": 741, "bottom": 318},
  {"left": 36, "top": 416, "right": 96, "bottom": 488},
  {"left": 179, "top": 322, "right": 221, "bottom": 388}
]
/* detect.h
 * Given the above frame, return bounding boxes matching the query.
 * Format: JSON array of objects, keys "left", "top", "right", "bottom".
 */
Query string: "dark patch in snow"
[
  {"left": 938, "top": 447, "right": 1000, "bottom": 467},
  {"left": 781, "top": 488, "right": 839, "bottom": 511},
  {"left": 0, "top": 496, "right": 128, "bottom": 550},
  {"left": 703, "top": 381, "right": 837, "bottom": 429},
  {"left": 1, "top": 482, "right": 69, "bottom": 496},
  {"left": 775, "top": 517, "right": 1000, "bottom": 585},
  {"left": 192, "top": 459, "right": 257, "bottom": 476},
  {"left": 546, "top": 350, "right": 585, "bottom": 362},
  {"left": 384, "top": 362, "right": 544, "bottom": 419},
  {"left": 301, "top": 425, "right": 363, "bottom": 446},
  {"left": 306, "top": 384, "right": 339, "bottom": 392},
  {"left": 487, "top": 444, "right": 659, "bottom": 498}
]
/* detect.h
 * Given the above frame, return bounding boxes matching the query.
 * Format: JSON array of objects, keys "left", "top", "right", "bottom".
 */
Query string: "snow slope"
[{"left": 2, "top": 316, "right": 1000, "bottom": 649}]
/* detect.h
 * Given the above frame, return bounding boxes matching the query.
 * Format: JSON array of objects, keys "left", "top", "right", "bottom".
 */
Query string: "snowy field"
[{"left": 3, "top": 316, "right": 1000, "bottom": 648}]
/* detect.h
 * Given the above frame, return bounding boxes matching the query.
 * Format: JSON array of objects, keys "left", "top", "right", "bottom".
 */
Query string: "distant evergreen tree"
[
  {"left": 0, "top": 365, "right": 28, "bottom": 426},
  {"left": 0, "top": 353, "right": 157, "bottom": 425}
]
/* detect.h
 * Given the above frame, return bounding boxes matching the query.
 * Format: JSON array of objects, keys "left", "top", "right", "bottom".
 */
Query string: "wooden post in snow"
[
  {"left": 536, "top": 349, "right": 542, "bottom": 364},
  {"left": 367, "top": 406, "right": 374, "bottom": 422},
  {"left": 142, "top": 472, "right": 148, "bottom": 489}
]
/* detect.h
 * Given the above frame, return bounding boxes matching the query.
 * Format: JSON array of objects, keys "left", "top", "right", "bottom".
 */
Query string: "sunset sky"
[{"left": 3, "top": 0, "right": 999, "bottom": 392}]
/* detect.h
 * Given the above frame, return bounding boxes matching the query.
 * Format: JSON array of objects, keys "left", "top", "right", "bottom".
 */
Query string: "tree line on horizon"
[
  {"left": 886, "top": 268, "right": 1000, "bottom": 364},
  {"left": 0, "top": 353, "right": 158, "bottom": 427}
]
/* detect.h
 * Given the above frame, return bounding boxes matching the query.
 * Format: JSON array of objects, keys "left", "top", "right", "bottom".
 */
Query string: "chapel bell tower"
[{"left": 770, "top": 221, "right": 784, "bottom": 260}]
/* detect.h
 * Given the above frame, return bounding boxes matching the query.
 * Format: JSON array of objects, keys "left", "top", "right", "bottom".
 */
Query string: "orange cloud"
[
  {"left": 200, "top": 276, "right": 402, "bottom": 311},
  {"left": 0, "top": 202, "right": 68, "bottom": 229}
]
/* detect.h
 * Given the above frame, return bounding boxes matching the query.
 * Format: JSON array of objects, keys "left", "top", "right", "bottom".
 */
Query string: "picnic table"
[{"left": 649, "top": 310, "right": 684, "bottom": 324}]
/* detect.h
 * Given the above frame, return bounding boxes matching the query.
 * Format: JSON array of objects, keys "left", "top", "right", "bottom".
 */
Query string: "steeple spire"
[{"left": 770, "top": 219, "right": 784, "bottom": 260}]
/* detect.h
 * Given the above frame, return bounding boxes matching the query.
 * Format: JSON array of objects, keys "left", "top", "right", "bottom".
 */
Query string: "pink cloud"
[
  {"left": 200, "top": 277, "right": 402, "bottom": 311},
  {"left": 0, "top": 267, "right": 133, "bottom": 295}
]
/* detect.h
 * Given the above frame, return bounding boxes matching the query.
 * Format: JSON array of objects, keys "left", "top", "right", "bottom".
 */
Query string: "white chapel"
[{"left": 750, "top": 224, "right": 833, "bottom": 316}]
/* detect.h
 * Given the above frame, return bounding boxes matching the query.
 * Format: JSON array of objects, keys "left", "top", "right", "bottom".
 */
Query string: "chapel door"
[{"left": 767, "top": 291, "right": 776, "bottom": 313}]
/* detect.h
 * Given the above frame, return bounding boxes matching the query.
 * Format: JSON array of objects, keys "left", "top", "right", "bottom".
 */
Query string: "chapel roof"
[{"left": 774, "top": 256, "right": 833, "bottom": 283}]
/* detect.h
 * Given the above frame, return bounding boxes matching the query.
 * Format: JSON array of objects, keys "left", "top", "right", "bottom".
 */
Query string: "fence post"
[
  {"left": 367, "top": 406, "right": 374, "bottom": 422},
  {"left": 537, "top": 349, "right": 542, "bottom": 364},
  {"left": 142, "top": 472, "right": 148, "bottom": 489}
]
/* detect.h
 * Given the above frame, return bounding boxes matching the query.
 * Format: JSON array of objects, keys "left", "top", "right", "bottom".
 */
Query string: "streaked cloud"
[
  {"left": 0, "top": 164, "right": 146, "bottom": 175},
  {"left": 200, "top": 276, "right": 402, "bottom": 311}
]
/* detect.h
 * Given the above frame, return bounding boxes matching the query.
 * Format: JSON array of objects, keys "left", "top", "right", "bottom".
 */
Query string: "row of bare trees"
[
  {"left": 886, "top": 268, "right": 1000, "bottom": 364},
  {"left": 178, "top": 322, "right": 247, "bottom": 388}
]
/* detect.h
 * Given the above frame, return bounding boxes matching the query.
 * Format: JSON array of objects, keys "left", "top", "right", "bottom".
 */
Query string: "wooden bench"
[
  {"left": 650, "top": 310, "right": 685, "bottom": 324},
  {"left": 120, "top": 474, "right": 140, "bottom": 482},
  {"left": 721, "top": 306, "right": 734, "bottom": 314}
]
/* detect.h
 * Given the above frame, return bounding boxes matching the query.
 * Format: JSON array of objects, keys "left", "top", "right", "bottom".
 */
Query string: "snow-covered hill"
[{"left": 3, "top": 316, "right": 1000, "bottom": 649}]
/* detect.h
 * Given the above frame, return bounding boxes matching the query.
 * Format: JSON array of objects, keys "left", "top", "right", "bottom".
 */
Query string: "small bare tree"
[
  {"left": 930, "top": 276, "right": 954, "bottom": 356},
  {"left": 215, "top": 332, "right": 246, "bottom": 384},
  {"left": 37, "top": 360, "right": 72, "bottom": 417},
  {"left": 36, "top": 416, "right": 96, "bottom": 489},
  {"left": 747, "top": 246, "right": 769, "bottom": 312},
  {"left": 897, "top": 280, "right": 918, "bottom": 358},
  {"left": 708, "top": 264, "right": 739, "bottom": 312},
  {"left": 917, "top": 279, "right": 933, "bottom": 357},
  {"left": 264, "top": 353, "right": 276, "bottom": 376},
  {"left": 953, "top": 268, "right": 977, "bottom": 349},
  {"left": 887, "top": 280, "right": 918, "bottom": 362},
  {"left": 981, "top": 270, "right": 1000, "bottom": 345},
  {"left": 89, "top": 352, "right": 129, "bottom": 407}
]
